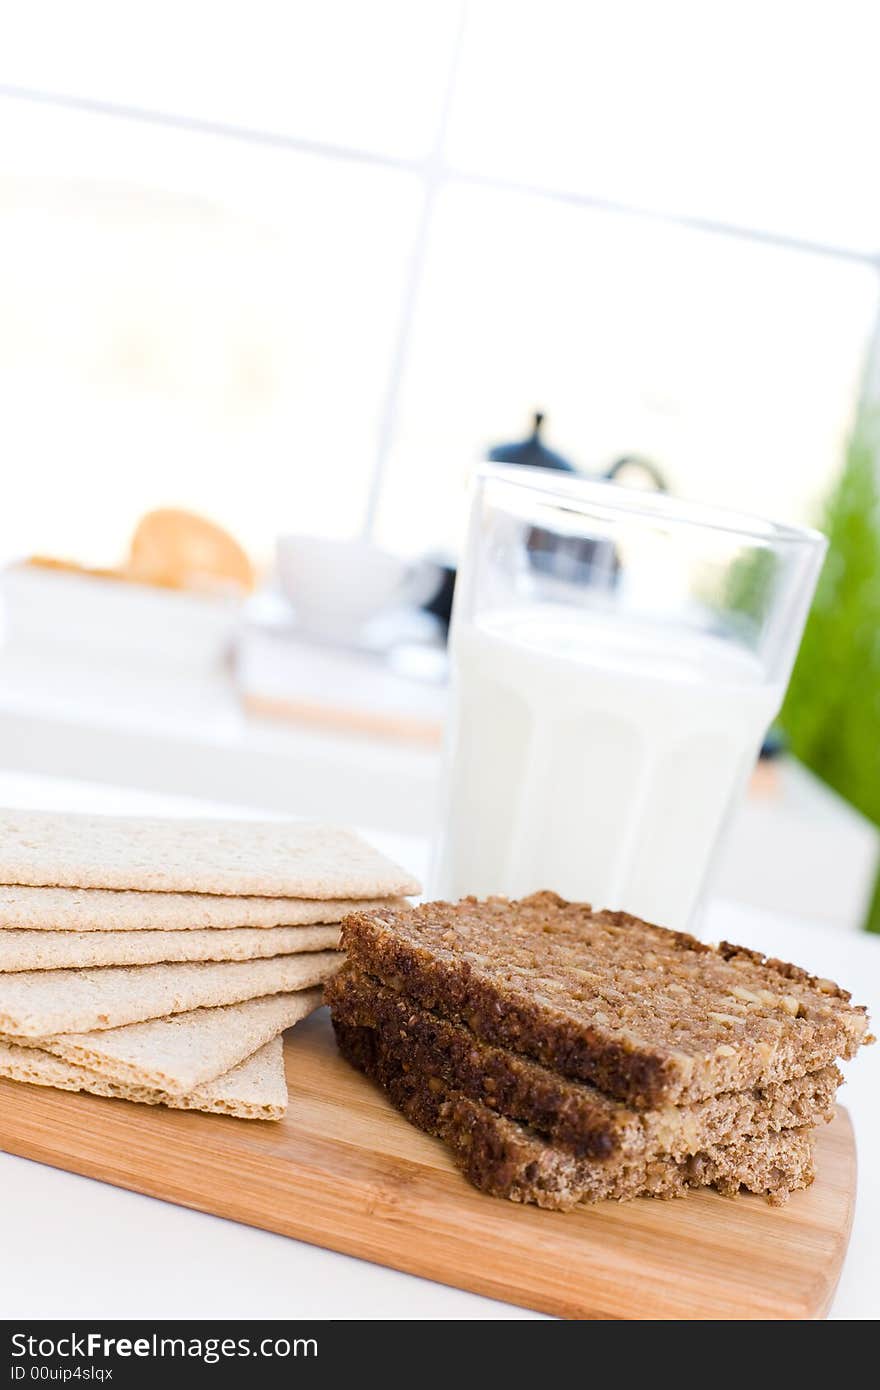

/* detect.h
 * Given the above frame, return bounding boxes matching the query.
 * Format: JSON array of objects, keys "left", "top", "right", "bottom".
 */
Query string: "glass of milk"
[{"left": 432, "top": 464, "right": 827, "bottom": 930}]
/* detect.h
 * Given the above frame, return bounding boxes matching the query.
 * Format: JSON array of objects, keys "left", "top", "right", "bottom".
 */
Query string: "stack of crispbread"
[
  {"left": 328, "top": 893, "right": 871, "bottom": 1208},
  {"left": 0, "top": 809, "right": 418, "bottom": 1121}
]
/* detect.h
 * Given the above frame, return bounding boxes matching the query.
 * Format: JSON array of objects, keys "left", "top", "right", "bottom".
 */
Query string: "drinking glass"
[{"left": 432, "top": 464, "right": 827, "bottom": 930}]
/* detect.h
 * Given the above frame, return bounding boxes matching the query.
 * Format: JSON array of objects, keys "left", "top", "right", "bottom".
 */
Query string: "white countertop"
[
  {"left": 0, "top": 644, "right": 440, "bottom": 834},
  {"left": 0, "top": 771, "right": 877, "bottom": 1320}
]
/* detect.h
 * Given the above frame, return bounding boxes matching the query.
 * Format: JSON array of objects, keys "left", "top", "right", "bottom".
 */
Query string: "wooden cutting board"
[{"left": 0, "top": 1009, "right": 855, "bottom": 1320}]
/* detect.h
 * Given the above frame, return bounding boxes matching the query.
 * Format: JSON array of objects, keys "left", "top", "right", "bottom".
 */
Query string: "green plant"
[{"left": 780, "top": 407, "right": 880, "bottom": 931}]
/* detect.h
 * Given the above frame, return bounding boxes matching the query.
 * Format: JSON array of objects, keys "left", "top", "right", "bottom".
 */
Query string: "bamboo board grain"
[{"left": 0, "top": 1008, "right": 855, "bottom": 1320}]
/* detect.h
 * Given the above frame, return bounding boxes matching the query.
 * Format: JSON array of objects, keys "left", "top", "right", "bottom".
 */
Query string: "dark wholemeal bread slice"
[
  {"left": 326, "top": 963, "right": 841, "bottom": 1159},
  {"left": 341, "top": 893, "right": 870, "bottom": 1107},
  {"left": 332, "top": 1016, "right": 816, "bottom": 1209}
]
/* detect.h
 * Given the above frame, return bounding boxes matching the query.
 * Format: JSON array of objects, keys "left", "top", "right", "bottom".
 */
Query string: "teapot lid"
[{"left": 487, "top": 412, "right": 576, "bottom": 473}]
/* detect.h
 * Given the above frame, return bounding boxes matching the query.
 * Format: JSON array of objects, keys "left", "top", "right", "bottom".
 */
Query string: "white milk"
[{"left": 433, "top": 605, "right": 783, "bottom": 931}]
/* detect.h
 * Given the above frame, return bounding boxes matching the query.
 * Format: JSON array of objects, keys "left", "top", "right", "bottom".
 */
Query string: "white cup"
[{"left": 276, "top": 535, "right": 439, "bottom": 638}]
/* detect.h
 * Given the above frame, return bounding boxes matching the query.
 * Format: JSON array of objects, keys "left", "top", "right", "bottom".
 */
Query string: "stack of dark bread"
[{"left": 327, "top": 893, "right": 871, "bottom": 1209}]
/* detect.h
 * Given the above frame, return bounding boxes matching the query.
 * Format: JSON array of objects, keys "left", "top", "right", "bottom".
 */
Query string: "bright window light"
[{"left": 0, "top": 0, "right": 877, "bottom": 567}]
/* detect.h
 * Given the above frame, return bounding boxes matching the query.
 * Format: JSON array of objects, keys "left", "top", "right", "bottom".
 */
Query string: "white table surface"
[
  {"left": 0, "top": 770, "right": 877, "bottom": 1321},
  {"left": 0, "top": 646, "right": 439, "bottom": 834}
]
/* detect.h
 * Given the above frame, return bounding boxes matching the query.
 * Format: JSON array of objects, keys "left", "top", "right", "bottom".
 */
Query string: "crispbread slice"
[
  {"left": 0, "top": 950, "right": 342, "bottom": 1038},
  {"left": 326, "top": 965, "right": 840, "bottom": 1159},
  {"left": 0, "top": 885, "right": 405, "bottom": 931},
  {"left": 342, "top": 894, "right": 870, "bottom": 1106},
  {"left": 333, "top": 1019, "right": 817, "bottom": 1209},
  {"left": 0, "top": 924, "right": 340, "bottom": 971},
  {"left": 0, "top": 1036, "right": 288, "bottom": 1121},
  {"left": 5, "top": 989, "right": 323, "bottom": 1094},
  {"left": 0, "top": 809, "right": 420, "bottom": 898}
]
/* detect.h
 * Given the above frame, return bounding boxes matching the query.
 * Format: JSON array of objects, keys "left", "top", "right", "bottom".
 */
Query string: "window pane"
[
  {"left": 374, "top": 184, "right": 878, "bottom": 556},
  {"left": 0, "top": 99, "right": 422, "bottom": 564},
  {"left": 1, "top": 0, "right": 459, "bottom": 160},
  {"left": 447, "top": 0, "right": 880, "bottom": 254}
]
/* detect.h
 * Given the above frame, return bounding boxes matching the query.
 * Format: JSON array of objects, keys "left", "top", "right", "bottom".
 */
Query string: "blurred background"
[{"left": 0, "top": 0, "right": 878, "bottom": 930}]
